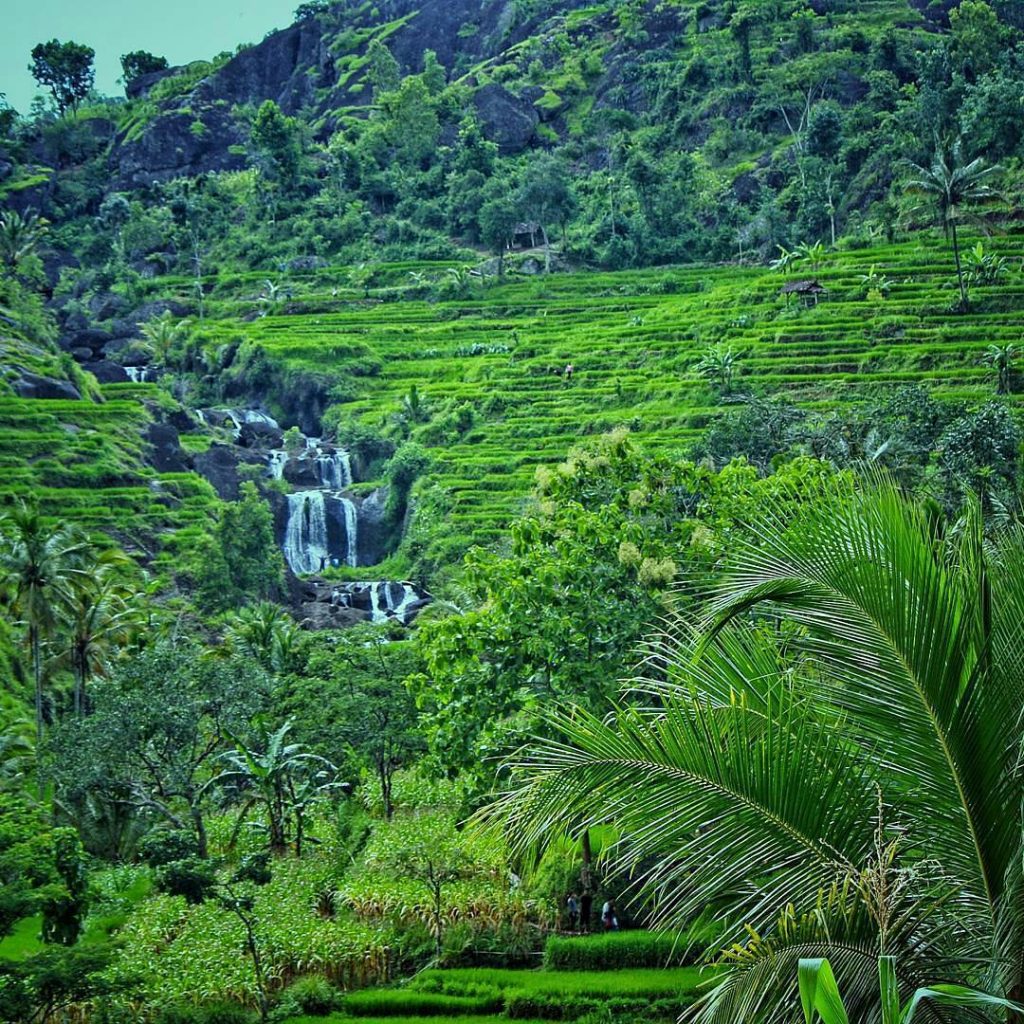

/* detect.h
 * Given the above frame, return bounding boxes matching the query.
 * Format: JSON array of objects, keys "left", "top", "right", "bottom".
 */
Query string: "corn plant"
[{"left": 799, "top": 956, "right": 1022, "bottom": 1024}]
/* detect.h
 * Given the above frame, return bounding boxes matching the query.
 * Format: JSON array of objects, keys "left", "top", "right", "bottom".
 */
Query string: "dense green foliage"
[{"left": 3, "top": 3, "right": 1024, "bottom": 1023}]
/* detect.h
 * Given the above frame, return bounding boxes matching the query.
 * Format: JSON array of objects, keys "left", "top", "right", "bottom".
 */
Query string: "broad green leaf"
[{"left": 799, "top": 957, "right": 850, "bottom": 1024}]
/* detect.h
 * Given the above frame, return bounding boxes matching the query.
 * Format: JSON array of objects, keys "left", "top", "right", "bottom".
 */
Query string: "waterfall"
[
  {"left": 243, "top": 410, "right": 279, "bottom": 427},
  {"left": 391, "top": 583, "right": 418, "bottom": 625},
  {"left": 369, "top": 582, "right": 386, "bottom": 623},
  {"left": 267, "top": 451, "right": 288, "bottom": 479},
  {"left": 316, "top": 449, "right": 352, "bottom": 489},
  {"left": 283, "top": 491, "right": 330, "bottom": 575},
  {"left": 340, "top": 497, "right": 358, "bottom": 568},
  {"left": 125, "top": 366, "right": 152, "bottom": 383}
]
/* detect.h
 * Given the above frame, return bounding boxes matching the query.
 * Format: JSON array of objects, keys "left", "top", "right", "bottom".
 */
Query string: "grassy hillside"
[
  {"left": 176, "top": 229, "right": 1024, "bottom": 560},
  {"left": 0, "top": 336, "right": 219, "bottom": 558}
]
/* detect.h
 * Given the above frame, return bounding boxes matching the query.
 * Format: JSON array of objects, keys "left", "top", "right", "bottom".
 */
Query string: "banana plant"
[{"left": 799, "top": 956, "right": 1022, "bottom": 1024}]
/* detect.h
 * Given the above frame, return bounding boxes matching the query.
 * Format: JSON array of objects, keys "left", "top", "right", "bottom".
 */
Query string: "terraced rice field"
[
  {"left": 6, "top": 231, "right": 1023, "bottom": 559},
  {"left": 0, "top": 382, "right": 218, "bottom": 549},
  {"left": 203, "top": 231, "right": 1024, "bottom": 549},
  {"left": 282, "top": 964, "right": 706, "bottom": 1024}
]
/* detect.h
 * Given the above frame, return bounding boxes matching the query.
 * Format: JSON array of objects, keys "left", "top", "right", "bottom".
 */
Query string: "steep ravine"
[{"left": 193, "top": 406, "right": 430, "bottom": 628}]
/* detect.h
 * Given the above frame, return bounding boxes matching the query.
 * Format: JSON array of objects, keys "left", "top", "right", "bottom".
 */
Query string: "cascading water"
[
  {"left": 340, "top": 497, "right": 358, "bottom": 567},
  {"left": 316, "top": 449, "right": 352, "bottom": 489},
  {"left": 391, "top": 583, "right": 419, "bottom": 625},
  {"left": 283, "top": 491, "right": 330, "bottom": 575},
  {"left": 274, "top": 434, "right": 358, "bottom": 574},
  {"left": 267, "top": 451, "right": 288, "bottom": 480}
]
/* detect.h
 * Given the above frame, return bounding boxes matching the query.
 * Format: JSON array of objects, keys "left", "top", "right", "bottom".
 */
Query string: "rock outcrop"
[
  {"left": 289, "top": 576, "right": 431, "bottom": 629},
  {"left": 11, "top": 371, "right": 81, "bottom": 401}
]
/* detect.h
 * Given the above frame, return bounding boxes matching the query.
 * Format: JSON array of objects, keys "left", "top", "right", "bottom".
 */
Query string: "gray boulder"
[
  {"left": 473, "top": 84, "right": 538, "bottom": 155},
  {"left": 12, "top": 372, "right": 82, "bottom": 401},
  {"left": 145, "top": 422, "right": 192, "bottom": 473}
]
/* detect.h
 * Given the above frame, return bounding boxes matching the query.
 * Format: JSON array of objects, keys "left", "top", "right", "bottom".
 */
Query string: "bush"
[
  {"left": 153, "top": 1000, "right": 255, "bottom": 1024},
  {"left": 139, "top": 830, "right": 200, "bottom": 868},
  {"left": 341, "top": 987, "right": 503, "bottom": 1016},
  {"left": 543, "top": 931, "right": 691, "bottom": 970},
  {"left": 155, "top": 857, "right": 217, "bottom": 905},
  {"left": 270, "top": 976, "right": 339, "bottom": 1019}
]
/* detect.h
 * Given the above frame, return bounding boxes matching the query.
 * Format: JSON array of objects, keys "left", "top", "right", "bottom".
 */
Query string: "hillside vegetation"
[{"left": 3, "top": 2, "right": 1024, "bottom": 1024}]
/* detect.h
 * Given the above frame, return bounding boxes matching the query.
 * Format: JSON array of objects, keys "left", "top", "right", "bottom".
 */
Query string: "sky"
[{"left": 1, "top": 0, "right": 300, "bottom": 114}]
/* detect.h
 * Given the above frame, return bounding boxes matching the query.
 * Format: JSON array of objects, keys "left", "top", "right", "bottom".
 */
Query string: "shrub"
[
  {"left": 139, "top": 830, "right": 200, "bottom": 868},
  {"left": 153, "top": 1001, "right": 255, "bottom": 1024},
  {"left": 155, "top": 857, "right": 217, "bottom": 905},
  {"left": 270, "top": 976, "right": 339, "bottom": 1019},
  {"left": 341, "top": 988, "right": 503, "bottom": 1016},
  {"left": 543, "top": 930, "right": 691, "bottom": 970}
]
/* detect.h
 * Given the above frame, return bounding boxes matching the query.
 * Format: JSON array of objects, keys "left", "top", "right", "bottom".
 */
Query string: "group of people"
[{"left": 565, "top": 893, "right": 618, "bottom": 932}]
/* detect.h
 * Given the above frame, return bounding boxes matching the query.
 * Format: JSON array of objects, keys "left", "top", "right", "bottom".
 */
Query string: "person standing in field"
[{"left": 566, "top": 893, "right": 579, "bottom": 931}]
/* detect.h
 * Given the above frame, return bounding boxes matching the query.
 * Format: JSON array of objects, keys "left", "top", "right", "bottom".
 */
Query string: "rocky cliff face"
[{"left": 111, "top": 0, "right": 612, "bottom": 185}]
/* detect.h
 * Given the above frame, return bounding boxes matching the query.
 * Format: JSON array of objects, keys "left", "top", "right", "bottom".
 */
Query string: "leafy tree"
[
  {"left": 193, "top": 482, "right": 284, "bottom": 612},
  {"left": 0, "top": 798, "right": 54, "bottom": 939},
  {"left": 421, "top": 49, "right": 446, "bottom": 95},
  {"left": 0, "top": 944, "right": 116, "bottom": 1024},
  {"left": 411, "top": 432, "right": 679, "bottom": 776},
  {"left": 948, "top": 0, "right": 1004, "bottom": 79},
  {"left": 452, "top": 115, "right": 497, "bottom": 176},
  {"left": 29, "top": 39, "right": 95, "bottom": 115},
  {"left": 289, "top": 625, "right": 424, "bottom": 819},
  {"left": 216, "top": 863, "right": 274, "bottom": 1024},
  {"left": 49, "top": 641, "right": 270, "bottom": 857},
  {"left": 250, "top": 100, "right": 303, "bottom": 191},
  {"left": 362, "top": 811, "right": 474, "bottom": 960},
  {"left": 904, "top": 142, "right": 1002, "bottom": 310},
  {"left": 496, "top": 483, "right": 1024, "bottom": 1021},
  {"left": 381, "top": 76, "right": 440, "bottom": 167},
  {"left": 516, "top": 154, "right": 575, "bottom": 273},
  {"left": 939, "top": 401, "right": 1019, "bottom": 511},
  {"left": 366, "top": 38, "right": 400, "bottom": 98},
  {"left": 119, "top": 50, "right": 169, "bottom": 86},
  {"left": 806, "top": 101, "right": 844, "bottom": 160},
  {"left": 39, "top": 828, "right": 88, "bottom": 945},
  {"left": 729, "top": 8, "right": 756, "bottom": 80},
  {"left": 478, "top": 189, "right": 519, "bottom": 276},
  {"left": 0, "top": 94, "right": 16, "bottom": 138}
]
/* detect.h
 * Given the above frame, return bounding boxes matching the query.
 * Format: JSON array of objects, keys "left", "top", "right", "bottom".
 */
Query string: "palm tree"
[
  {"left": 220, "top": 601, "right": 301, "bottom": 675},
  {"left": 139, "top": 310, "right": 191, "bottom": 367},
  {"left": 0, "top": 711, "right": 35, "bottom": 792},
  {"left": 57, "top": 556, "right": 138, "bottom": 715},
  {"left": 905, "top": 142, "right": 1001, "bottom": 311},
  {"left": 0, "top": 504, "right": 90, "bottom": 753},
  {"left": 0, "top": 209, "right": 47, "bottom": 274},
  {"left": 217, "top": 719, "right": 337, "bottom": 856},
  {"left": 494, "top": 484, "right": 1024, "bottom": 1023},
  {"left": 982, "top": 343, "right": 1017, "bottom": 395}
]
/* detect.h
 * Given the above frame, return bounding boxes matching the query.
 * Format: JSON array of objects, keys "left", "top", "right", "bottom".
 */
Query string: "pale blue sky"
[{"left": 2, "top": 0, "right": 300, "bottom": 113}]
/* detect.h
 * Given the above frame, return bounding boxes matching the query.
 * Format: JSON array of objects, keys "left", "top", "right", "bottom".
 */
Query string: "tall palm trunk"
[
  {"left": 31, "top": 625, "right": 43, "bottom": 747},
  {"left": 951, "top": 215, "right": 967, "bottom": 310}
]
